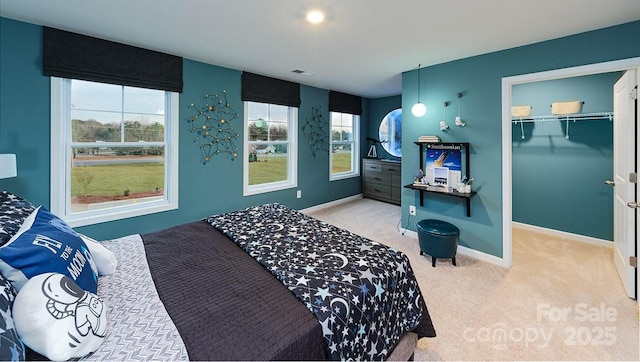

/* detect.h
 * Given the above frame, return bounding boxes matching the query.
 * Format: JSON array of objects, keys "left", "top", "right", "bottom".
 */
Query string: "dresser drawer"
[
  {"left": 391, "top": 187, "right": 401, "bottom": 202},
  {"left": 364, "top": 183, "right": 391, "bottom": 197},
  {"left": 382, "top": 164, "right": 400, "bottom": 174},
  {"left": 363, "top": 161, "right": 383, "bottom": 172},
  {"left": 391, "top": 174, "right": 402, "bottom": 188},
  {"left": 364, "top": 172, "right": 391, "bottom": 184}
]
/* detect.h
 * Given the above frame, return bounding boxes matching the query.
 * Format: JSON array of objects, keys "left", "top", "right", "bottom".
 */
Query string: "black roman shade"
[
  {"left": 329, "top": 90, "right": 362, "bottom": 115},
  {"left": 43, "top": 27, "right": 183, "bottom": 92},
  {"left": 241, "top": 72, "right": 301, "bottom": 107}
]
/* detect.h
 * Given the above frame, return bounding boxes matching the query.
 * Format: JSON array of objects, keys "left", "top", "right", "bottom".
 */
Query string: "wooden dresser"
[{"left": 362, "top": 159, "right": 401, "bottom": 205}]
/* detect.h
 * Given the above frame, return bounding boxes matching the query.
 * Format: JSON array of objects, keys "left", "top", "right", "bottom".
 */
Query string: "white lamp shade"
[
  {"left": 0, "top": 154, "right": 17, "bottom": 179},
  {"left": 411, "top": 102, "right": 427, "bottom": 117}
]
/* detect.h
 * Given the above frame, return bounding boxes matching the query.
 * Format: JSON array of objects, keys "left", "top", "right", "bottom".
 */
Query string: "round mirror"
[{"left": 379, "top": 108, "right": 402, "bottom": 157}]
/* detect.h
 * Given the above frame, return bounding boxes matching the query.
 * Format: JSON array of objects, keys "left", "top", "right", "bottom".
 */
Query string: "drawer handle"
[
  {"left": 374, "top": 177, "right": 382, "bottom": 181},
  {"left": 388, "top": 168, "right": 396, "bottom": 171}
]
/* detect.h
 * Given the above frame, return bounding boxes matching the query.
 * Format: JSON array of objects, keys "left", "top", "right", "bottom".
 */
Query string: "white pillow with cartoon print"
[{"left": 13, "top": 272, "right": 107, "bottom": 361}]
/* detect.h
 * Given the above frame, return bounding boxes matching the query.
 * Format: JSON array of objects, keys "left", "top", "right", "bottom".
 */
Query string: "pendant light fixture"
[{"left": 411, "top": 64, "right": 427, "bottom": 117}]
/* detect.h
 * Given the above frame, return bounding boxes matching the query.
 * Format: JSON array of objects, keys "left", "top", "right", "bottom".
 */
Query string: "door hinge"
[
  {"left": 631, "top": 87, "right": 637, "bottom": 100},
  {"left": 630, "top": 256, "right": 637, "bottom": 268},
  {"left": 629, "top": 172, "right": 637, "bottom": 183}
]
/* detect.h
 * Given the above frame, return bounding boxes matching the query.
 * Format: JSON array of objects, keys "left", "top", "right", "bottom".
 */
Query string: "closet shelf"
[
  {"left": 510, "top": 111, "right": 613, "bottom": 123},
  {"left": 511, "top": 111, "right": 613, "bottom": 140}
]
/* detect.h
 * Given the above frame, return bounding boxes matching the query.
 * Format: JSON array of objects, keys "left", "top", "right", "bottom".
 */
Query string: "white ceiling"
[{"left": 1, "top": 0, "right": 639, "bottom": 98}]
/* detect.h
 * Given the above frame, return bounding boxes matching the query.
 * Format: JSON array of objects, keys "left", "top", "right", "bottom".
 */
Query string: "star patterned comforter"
[{"left": 206, "top": 203, "right": 435, "bottom": 360}]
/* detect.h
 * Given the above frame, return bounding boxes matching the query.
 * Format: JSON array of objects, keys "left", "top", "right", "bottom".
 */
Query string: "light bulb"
[
  {"left": 411, "top": 102, "right": 426, "bottom": 117},
  {"left": 306, "top": 10, "right": 325, "bottom": 24}
]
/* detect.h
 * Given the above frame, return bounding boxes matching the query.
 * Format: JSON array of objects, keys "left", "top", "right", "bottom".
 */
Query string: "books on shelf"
[{"left": 418, "top": 135, "right": 440, "bottom": 143}]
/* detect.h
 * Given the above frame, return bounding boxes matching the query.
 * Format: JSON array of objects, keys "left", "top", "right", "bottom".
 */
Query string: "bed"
[{"left": 1, "top": 192, "right": 435, "bottom": 361}]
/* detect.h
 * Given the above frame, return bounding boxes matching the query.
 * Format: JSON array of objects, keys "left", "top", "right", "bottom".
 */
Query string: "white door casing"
[
  {"left": 613, "top": 70, "right": 637, "bottom": 299},
  {"left": 502, "top": 58, "right": 640, "bottom": 306}
]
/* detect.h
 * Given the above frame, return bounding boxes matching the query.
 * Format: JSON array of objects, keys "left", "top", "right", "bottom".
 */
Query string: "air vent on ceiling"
[{"left": 291, "top": 69, "right": 314, "bottom": 76}]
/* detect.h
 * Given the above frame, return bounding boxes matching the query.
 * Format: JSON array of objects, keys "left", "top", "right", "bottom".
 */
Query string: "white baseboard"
[
  {"left": 457, "top": 244, "right": 507, "bottom": 266},
  {"left": 402, "top": 229, "right": 506, "bottom": 267},
  {"left": 300, "top": 194, "right": 363, "bottom": 214},
  {"left": 512, "top": 221, "right": 613, "bottom": 248}
]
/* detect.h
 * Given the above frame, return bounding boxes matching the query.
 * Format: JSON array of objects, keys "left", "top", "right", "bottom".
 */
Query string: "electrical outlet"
[
  {"left": 409, "top": 205, "right": 416, "bottom": 216},
  {"left": 296, "top": 190, "right": 302, "bottom": 199}
]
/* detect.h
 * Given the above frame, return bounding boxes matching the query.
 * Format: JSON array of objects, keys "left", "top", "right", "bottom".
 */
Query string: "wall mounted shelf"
[
  {"left": 404, "top": 183, "right": 476, "bottom": 217},
  {"left": 408, "top": 142, "right": 475, "bottom": 217}
]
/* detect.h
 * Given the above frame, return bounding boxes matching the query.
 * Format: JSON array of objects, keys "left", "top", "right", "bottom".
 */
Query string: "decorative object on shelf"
[
  {"left": 411, "top": 64, "right": 427, "bottom": 117},
  {"left": 457, "top": 176, "right": 473, "bottom": 193},
  {"left": 413, "top": 169, "right": 424, "bottom": 184},
  {"left": 418, "top": 135, "right": 440, "bottom": 142},
  {"left": 187, "top": 90, "right": 240, "bottom": 165},
  {"left": 440, "top": 101, "right": 450, "bottom": 132},
  {"left": 511, "top": 105, "right": 532, "bottom": 118},
  {"left": 366, "top": 138, "right": 378, "bottom": 158},
  {"left": 302, "top": 106, "right": 329, "bottom": 158},
  {"left": 0, "top": 154, "right": 17, "bottom": 179},
  {"left": 379, "top": 108, "right": 402, "bottom": 157},
  {"left": 455, "top": 92, "right": 466, "bottom": 127},
  {"left": 551, "top": 100, "right": 584, "bottom": 115}
]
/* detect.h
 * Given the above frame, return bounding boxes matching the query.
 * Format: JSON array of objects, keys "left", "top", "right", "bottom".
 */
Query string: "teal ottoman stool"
[{"left": 417, "top": 219, "right": 459, "bottom": 267}]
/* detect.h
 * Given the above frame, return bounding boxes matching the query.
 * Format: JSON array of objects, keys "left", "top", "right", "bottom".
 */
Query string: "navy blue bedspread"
[{"left": 206, "top": 203, "right": 435, "bottom": 361}]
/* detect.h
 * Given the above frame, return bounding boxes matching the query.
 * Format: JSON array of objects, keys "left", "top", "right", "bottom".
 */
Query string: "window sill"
[{"left": 60, "top": 199, "right": 178, "bottom": 228}]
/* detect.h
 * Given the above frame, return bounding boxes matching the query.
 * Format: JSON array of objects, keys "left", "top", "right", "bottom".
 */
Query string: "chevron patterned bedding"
[{"left": 25, "top": 234, "right": 189, "bottom": 361}]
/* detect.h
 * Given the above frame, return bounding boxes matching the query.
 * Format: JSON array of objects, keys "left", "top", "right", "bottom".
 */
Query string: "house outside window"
[
  {"left": 330, "top": 111, "right": 360, "bottom": 180},
  {"left": 50, "top": 78, "right": 179, "bottom": 227},
  {"left": 243, "top": 101, "right": 298, "bottom": 195}
]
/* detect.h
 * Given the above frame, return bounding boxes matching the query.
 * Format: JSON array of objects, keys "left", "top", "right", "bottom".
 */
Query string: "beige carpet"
[{"left": 305, "top": 198, "right": 640, "bottom": 361}]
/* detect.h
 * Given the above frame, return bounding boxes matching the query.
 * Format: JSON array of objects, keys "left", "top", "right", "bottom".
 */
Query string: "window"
[
  {"left": 244, "top": 101, "right": 297, "bottom": 195},
  {"left": 51, "top": 78, "right": 179, "bottom": 227},
  {"left": 330, "top": 112, "right": 360, "bottom": 180}
]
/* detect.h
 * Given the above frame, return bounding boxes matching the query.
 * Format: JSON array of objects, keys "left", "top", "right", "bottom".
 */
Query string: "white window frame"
[
  {"left": 50, "top": 77, "right": 179, "bottom": 227},
  {"left": 243, "top": 101, "right": 298, "bottom": 196},
  {"left": 329, "top": 112, "right": 360, "bottom": 181}
]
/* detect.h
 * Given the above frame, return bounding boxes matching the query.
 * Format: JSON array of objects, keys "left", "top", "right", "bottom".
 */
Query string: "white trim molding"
[
  {"left": 512, "top": 222, "right": 613, "bottom": 248},
  {"left": 501, "top": 56, "right": 640, "bottom": 269},
  {"left": 300, "top": 194, "right": 363, "bottom": 214},
  {"left": 401, "top": 229, "right": 507, "bottom": 267}
]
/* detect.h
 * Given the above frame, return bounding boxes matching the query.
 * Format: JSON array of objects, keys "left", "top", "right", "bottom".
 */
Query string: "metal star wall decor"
[
  {"left": 187, "top": 90, "right": 240, "bottom": 164},
  {"left": 302, "top": 106, "right": 329, "bottom": 158}
]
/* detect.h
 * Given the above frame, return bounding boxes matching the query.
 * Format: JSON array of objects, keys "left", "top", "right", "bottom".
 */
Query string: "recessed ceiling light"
[{"left": 306, "top": 10, "right": 325, "bottom": 24}]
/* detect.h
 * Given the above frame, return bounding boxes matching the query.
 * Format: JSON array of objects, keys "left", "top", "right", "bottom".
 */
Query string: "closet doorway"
[{"left": 501, "top": 57, "right": 640, "bottom": 300}]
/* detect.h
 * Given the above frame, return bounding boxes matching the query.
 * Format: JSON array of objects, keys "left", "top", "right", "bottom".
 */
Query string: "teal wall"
[
  {"left": 0, "top": 17, "right": 365, "bottom": 240},
  {"left": 367, "top": 95, "right": 402, "bottom": 161},
  {"left": 402, "top": 21, "right": 640, "bottom": 257},
  {"left": 3, "top": 16, "right": 639, "bottom": 255},
  {"left": 512, "top": 72, "right": 621, "bottom": 240}
]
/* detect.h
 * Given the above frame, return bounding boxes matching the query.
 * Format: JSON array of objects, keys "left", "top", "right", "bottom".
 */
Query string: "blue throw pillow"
[
  {"left": 0, "top": 206, "right": 98, "bottom": 293},
  {"left": 0, "top": 273, "right": 25, "bottom": 362}
]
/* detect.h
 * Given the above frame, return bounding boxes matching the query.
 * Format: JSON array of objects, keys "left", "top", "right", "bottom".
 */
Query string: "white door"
[{"left": 613, "top": 70, "right": 637, "bottom": 299}]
